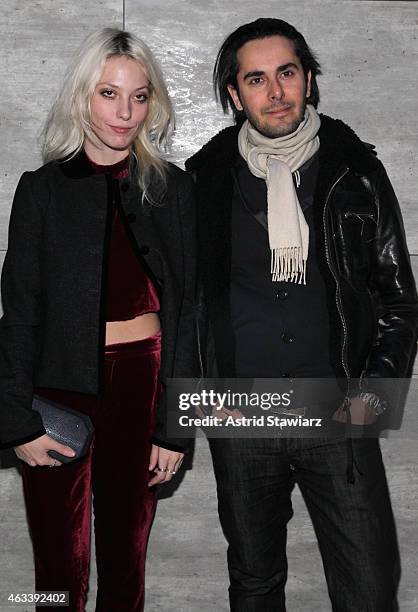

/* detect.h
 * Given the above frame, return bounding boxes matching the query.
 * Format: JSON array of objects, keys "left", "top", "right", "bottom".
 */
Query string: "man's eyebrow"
[
  {"left": 243, "top": 63, "right": 299, "bottom": 81},
  {"left": 243, "top": 70, "right": 265, "bottom": 81}
]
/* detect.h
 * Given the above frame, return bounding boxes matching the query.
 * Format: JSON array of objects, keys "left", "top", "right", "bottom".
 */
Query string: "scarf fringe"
[{"left": 271, "top": 247, "right": 307, "bottom": 285}]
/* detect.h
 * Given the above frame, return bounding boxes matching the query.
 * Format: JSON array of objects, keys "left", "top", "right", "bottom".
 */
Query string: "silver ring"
[
  {"left": 156, "top": 467, "right": 168, "bottom": 473},
  {"left": 167, "top": 469, "right": 177, "bottom": 475}
]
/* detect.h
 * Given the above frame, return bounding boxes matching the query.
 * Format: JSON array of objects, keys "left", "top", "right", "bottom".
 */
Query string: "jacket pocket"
[
  {"left": 334, "top": 205, "right": 377, "bottom": 289},
  {"left": 343, "top": 210, "right": 377, "bottom": 241}
]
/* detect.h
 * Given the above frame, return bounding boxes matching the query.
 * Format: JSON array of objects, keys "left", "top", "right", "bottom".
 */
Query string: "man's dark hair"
[{"left": 213, "top": 18, "right": 322, "bottom": 123}]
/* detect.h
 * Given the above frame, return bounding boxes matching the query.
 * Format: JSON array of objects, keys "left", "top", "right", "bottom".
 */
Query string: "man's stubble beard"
[{"left": 243, "top": 98, "right": 307, "bottom": 139}]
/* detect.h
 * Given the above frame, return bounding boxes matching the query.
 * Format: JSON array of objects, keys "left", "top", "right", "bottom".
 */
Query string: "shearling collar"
[{"left": 186, "top": 113, "right": 379, "bottom": 176}]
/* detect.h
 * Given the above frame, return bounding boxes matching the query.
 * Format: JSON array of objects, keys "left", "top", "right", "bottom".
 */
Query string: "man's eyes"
[{"left": 248, "top": 71, "right": 295, "bottom": 86}]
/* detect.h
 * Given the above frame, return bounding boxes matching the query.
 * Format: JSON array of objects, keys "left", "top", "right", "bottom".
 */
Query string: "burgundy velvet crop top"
[{"left": 89, "top": 155, "right": 160, "bottom": 322}]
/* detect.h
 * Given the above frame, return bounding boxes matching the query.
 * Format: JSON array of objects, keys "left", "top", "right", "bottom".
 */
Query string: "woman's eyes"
[
  {"left": 99, "top": 90, "right": 148, "bottom": 103},
  {"left": 135, "top": 93, "right": 148, "bottom": 103}
]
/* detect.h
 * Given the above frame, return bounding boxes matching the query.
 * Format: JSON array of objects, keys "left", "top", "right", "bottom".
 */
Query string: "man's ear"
[
  {"left": 306, "top": 70, "right": 312, "bottom": 99},
  {"left": 227, "top": 83, "right": 243, "bottom": 112}
]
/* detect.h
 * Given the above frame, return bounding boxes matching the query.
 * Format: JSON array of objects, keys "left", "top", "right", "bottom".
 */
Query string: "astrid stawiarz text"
[{"left": 178, "top": 414, "right": 323, "bottom": 428}]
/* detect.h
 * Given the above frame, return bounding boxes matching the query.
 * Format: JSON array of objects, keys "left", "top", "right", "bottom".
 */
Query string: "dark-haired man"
[{"left": 186, "top": 18, "right": 418, "bottom": 612}]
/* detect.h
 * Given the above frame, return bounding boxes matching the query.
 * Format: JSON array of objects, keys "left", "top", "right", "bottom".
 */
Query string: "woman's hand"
[
  {"left": 148, "top": 444, "right": 184, "bottom": 487},
  {"left": 14, "top": 434, "right": 76, "bottom": 467}
]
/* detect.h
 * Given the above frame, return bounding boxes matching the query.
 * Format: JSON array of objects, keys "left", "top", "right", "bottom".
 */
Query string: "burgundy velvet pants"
[{"left": 21, "top": 333, "right": 161, "bottom": 612}]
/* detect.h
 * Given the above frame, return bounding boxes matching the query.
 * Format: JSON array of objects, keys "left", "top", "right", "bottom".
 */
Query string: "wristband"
[{"left": 358, "top": 391, "right": 388, "bottom": 416}]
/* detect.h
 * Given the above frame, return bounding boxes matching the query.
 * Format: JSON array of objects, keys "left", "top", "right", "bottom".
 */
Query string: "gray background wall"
[{"left": 0, "top": 1, "right": 417, "bottom": 610}]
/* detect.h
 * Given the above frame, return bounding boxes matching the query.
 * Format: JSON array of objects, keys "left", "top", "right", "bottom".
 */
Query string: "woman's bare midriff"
[{"left": 105, "top": 312, "right": 161, "bottom": 345}]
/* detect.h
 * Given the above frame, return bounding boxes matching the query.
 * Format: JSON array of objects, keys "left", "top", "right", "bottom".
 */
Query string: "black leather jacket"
[{"left": 186, "top": 115, "right": 418, "bottom": 412}]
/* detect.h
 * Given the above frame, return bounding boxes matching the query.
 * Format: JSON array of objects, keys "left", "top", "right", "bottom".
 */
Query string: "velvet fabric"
[
  {"left": 89, "top": 155, "right": 160, "bottom": 323},
  {"left": 106, "top": 206, "right": 160, "bottom": 322},
  {"left": 21, "top": 332, "right": 161, "bottom": 611}
]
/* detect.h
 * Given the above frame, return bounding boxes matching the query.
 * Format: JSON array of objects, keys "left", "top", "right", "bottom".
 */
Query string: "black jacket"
[
  {"left": 186, "top": 115, "right": 418, "bottom": 410},
  {"left": 0, "top": 151, "right": 198, "bottom": 450}
]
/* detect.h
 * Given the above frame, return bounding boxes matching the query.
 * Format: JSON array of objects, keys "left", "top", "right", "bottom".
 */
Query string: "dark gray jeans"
[{"left": 209, "top": 434, "right": 400, "bottom": 611}]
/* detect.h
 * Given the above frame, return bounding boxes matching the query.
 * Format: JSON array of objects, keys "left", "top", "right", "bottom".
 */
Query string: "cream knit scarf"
[{"left": 238, "top": 104, "right": 321, "bottom": 284}]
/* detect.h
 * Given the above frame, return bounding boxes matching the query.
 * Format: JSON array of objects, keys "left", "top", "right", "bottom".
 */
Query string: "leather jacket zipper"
[
  {"left": 322, "top": 165, "right": 351, "bottom": 393},
  {"left": 344, "top": 211, "right": 375, "bottom": 221},
  {"left": 196, "top": 303, "right": 204, "bottom": 379}
]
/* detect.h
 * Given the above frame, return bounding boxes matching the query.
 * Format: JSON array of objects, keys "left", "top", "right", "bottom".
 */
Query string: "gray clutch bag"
[{"left": 32, "top": 395, "right": 94, "bottom": 463}]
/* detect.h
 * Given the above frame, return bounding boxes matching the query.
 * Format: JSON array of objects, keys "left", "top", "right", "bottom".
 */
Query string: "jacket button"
[
  {"left": 121, "top": 181, "right": 130, "bottom": 192},
  {"left": 276, "top": 289, "right": 289, "bottom": 300},
  {"left": 281, "top": 332, "right": 294, "bottom": 344},
  {"left": 139, "top": 245, "right": 150, "bottom": 255},
  {"left": 126, "top": 213, "right": 136, "bottom": 223}
]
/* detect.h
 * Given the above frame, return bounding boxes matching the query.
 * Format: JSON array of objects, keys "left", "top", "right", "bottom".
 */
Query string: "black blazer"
[{"left": 0, "top": 151, "right": 198, "bottom": 450}]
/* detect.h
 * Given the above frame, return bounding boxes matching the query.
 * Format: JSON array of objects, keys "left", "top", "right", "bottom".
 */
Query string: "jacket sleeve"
[
  {"left": 152, "top": 172, "right": 198, "bottom": 452},
  {"left": 360, "top": 162, "right": 418, "bottom": 407},
  {"left": 0, "top": 172, "right": 46, "bottom": 448}
]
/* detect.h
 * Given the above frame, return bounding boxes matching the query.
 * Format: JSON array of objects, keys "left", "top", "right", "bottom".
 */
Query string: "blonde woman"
[{"left": 0, "top": 28, "right": 196, "bottom": 611}]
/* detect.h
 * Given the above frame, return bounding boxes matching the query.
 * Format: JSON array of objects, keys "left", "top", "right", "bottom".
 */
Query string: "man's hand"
[
  {"left": 215, "top": 406, "right": 245, "bottom": 421},
  {"left": 332, "top": 396, "right": 378, "bottom": 425},
  {"left": 14, "top": 434, "right": 76, "bottom": 467},
  {"left": 148, "top": 444, "right": 184, "bottom": 487}
]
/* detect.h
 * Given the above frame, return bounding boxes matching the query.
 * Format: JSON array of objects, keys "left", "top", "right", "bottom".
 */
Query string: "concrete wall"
[{"left": 0, "top": 2, "right": 417, "bottom": 611}]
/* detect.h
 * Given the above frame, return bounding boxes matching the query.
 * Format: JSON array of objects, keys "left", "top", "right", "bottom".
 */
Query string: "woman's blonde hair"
[{"left": 42, "top": 28, "right": 173, "bottom": 195}]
